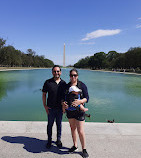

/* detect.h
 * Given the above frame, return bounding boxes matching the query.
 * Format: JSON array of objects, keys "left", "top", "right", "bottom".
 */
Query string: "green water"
[{"left": 0, "top": 69, "right": 141, "bottom": 123}]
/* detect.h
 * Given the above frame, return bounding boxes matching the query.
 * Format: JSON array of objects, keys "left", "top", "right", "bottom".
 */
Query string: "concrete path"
[{"left": 0, "top": 121, "right": 141, "bottom": 158}]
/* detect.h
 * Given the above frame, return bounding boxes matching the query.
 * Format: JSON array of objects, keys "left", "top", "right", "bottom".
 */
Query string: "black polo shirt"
[{"left": 42, "top": 77, "right": 66, "bottom": 109}]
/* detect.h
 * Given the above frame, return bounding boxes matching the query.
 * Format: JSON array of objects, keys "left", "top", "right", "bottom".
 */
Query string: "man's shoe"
[
  {"left": 46, "top": 141, "right": 52, "bottom": 149},
  {"left": 82, "top": 149, "right": 89, "bottom": 158},
  {"left": 56, "top": 140, "right": 62, "bottom": 148},
  {"left": 68, "top": 146, "right": 78, "bottom": 152}
]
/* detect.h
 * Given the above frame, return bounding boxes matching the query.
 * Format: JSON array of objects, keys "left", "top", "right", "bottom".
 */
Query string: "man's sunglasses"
[
  {"left": 53, "top": 71, "right": 60, "bottom": 73},
  {"left": 70, "top": 74, "right": 78, "bottom": 77}
]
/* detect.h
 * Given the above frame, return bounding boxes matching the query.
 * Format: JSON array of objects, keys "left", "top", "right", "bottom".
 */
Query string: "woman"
[{"left": 62, "top": 69, "right": 89, "bottom": 158}]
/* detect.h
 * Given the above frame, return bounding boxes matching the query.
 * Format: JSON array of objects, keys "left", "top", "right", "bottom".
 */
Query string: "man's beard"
[{"left": 54, "top": 75, "right": 60, "bottom": 79}]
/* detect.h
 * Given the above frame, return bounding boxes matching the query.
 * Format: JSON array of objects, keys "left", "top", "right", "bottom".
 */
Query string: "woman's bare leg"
[
  {"left": 68, "top": 118, "right": 77, "bottom": 147},
  {"left": 76, "top": 120, "right": 86, "bottom": 149}
]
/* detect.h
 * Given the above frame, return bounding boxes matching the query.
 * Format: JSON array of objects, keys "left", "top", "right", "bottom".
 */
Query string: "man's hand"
[
  {"left": 42, "top": 92, "right": 50, "bottom": 114},
  {"left": 45, "top": 106, "right": 51, "bottom": 115},
  {"left": 62, "top": 101, "right": 68, "bottom": 109}
]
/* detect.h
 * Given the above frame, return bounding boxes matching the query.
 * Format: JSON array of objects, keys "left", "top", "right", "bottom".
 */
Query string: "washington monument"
[{"left": 63, "top": 43, "right": 65, "bottom": 67}]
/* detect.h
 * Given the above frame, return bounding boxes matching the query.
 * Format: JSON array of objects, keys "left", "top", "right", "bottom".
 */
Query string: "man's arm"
[{"left": 42, "top": 92, "right": 49, "bottom": 114}]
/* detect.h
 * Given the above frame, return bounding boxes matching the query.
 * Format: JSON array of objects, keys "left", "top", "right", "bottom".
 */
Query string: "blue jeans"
[{"left": 47, "top": 108, "right": 63, "bottom": 142}]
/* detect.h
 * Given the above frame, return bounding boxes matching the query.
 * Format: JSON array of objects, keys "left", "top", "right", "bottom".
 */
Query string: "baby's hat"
[{"left": 69, "top": 86, "right": 82, "bottom": 93}]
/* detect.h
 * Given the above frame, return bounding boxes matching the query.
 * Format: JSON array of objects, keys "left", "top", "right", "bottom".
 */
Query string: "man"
[{"left": 42, "top": 65, "right": 66, "bottom": 149}]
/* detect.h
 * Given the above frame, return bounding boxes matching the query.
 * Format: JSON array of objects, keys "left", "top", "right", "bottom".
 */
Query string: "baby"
[{"left": 63, "top": 85, "right": 88, "bottom": 113}]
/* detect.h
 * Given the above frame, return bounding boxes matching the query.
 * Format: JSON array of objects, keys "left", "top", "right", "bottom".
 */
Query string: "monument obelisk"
[{"left": 63, "top": 43, "right": 65, "bottom": 67}]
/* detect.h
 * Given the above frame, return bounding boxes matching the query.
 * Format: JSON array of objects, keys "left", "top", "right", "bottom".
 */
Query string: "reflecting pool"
[{"left": 0, "top": 69, "right": 141, "bottom": 123}]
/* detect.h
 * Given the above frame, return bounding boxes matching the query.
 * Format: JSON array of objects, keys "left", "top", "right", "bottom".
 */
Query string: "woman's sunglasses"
[{"left": 70, "top": 74, "right": 78, "bottom": 77}]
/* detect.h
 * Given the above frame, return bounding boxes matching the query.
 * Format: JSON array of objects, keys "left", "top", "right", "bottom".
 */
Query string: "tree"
[
  {"left": 0, "top": 39, "right": 54, "bottom": 68},
  {"left": 74, "top": 56, "right": 90, "bottom": 68},
  {"left": 88, "top": 55, "right": 96, "bottom": 69},
  {"left": 27, "top": 49, "right": 36, "bottom": 57},
  {"left": 125, "top": 47, "right": 141, "bottom": 69},
  {"left": 106, "top": 51, "right": 120, "bottom": 68},
  {"left": 106, "top": 51, "right": 119, "bottom": 62},
  {"left": 113, "top": 53, "right": 125, "bottom": 69},
  {"left": 0, "top": 46, "right": 15, "bottom": 66},
  {"left": 93, "top": 52, "right": 106, "bottom": 69},
  {"left": 0, "top": 38, "right": 6, "bottom": 49},
  {"left": 44, "top": 58, "right": 54, "bottom": 67}
]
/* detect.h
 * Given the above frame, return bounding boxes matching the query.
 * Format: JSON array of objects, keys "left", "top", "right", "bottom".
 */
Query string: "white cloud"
[
  {"left": 82, "top": 29, "right": 121, "bottom": 41},
  {"left": 79, "top": 42, "right": 95, "bottom": 45},
  {"left": 138, "top": 17, "right": 141, "bottom": 20},
  {"left": 136, "top": 25, "right": 141, "bottom": 28}
]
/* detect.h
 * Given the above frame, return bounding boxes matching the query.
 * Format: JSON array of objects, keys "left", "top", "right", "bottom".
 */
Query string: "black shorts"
[{"left": 66, "top": 110, "right": 85, "bottom": 121}]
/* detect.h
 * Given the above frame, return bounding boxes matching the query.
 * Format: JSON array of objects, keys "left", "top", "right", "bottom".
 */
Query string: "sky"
[{"left": 0, "top": 0, "right": 141, "bottom": 66}]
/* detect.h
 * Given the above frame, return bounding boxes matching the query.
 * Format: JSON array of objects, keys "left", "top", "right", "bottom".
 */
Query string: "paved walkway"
[{"left": 0, "top": 121, "right": 141, "bottom": 158}]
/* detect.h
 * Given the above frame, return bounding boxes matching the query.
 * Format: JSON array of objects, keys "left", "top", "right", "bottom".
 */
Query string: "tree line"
[
  {"left": 0, "top": 38, "right": 54, "bottom": 67},
  {"left": 74, "top": 47, "right": 141, "bottom": 73}
]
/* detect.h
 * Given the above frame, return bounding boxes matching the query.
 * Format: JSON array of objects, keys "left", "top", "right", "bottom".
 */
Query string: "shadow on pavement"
[{"left": 1, "top": 136, "right": 71, "bottom": 155}]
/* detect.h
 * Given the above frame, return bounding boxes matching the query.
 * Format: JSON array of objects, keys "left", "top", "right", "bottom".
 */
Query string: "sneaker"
[
  {"left": 82, "top": 149, "right": 89, "bottom": 158},
  {"left": 68, "top": 146, "right": 78, "bottom": 152},
  {"left": 46, "top": 141, "right": 52, "bottom": 149},
  {"left": 56, "top": 140, "right": 62, "bottom": 148}
]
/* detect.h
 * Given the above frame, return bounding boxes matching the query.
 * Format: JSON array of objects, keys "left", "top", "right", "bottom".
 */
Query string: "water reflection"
[
  {"left": 124, "top": 75, "right": 141, "bottom": 97},
  {"left": 0, "top": 79, "right": 7, "bottom": 100},
  {"left": 0, "top": 69, "right": 141, "bottom": 123}
]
